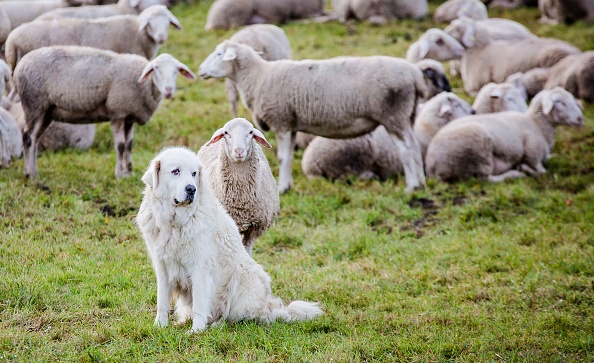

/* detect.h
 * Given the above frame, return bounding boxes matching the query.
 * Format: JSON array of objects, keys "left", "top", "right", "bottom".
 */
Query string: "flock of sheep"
[{"left": 0, "top": 0, "right": 591, "bottom": 255}]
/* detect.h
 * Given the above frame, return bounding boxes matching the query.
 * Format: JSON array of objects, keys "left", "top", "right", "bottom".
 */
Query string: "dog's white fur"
[{"left": 136, "top": 147, "right": 323, "bottom": 332}]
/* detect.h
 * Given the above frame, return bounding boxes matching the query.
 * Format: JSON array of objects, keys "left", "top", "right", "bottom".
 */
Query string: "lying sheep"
[
  {"left": 425, "top": 87, "right": 583, "bottom": 182},
  {"left": 14, "top": 46, "right": 197, "bottom": 179},
  {"left": 486, "top": 0, "right": 538, "bottom": 8},
  {"left": 505, "top": 68, "right": 549, "bottom": 100},
  {"left": 6, "top": 5, "right": 181, "bottom": 71},
  {"left": 301, "top": 92, "right": 474, "bottom": 180},
  {"left": 0, "top": 60, "right": 11, "bottom": 96},
  {"left": 472, "top": 82, "right": 528, "bottom": 114},
  {"left": 36, "top": 0, "right": 166, "bottom": 20},
  {"left": 2, "top": 97, "right": 95, "bottom": 151},
  {"left": 0, "top": 107, "right": 22, "bottom": 167},
  {"left": 406, "top": 28, "right": 465, "bottom": 63},
  {"left": 199, "top": 40, "right": 428, "bottom": 193},
  {"left": 205, "top": 0, "right": 325, "bottom": 30},
  {"left": 197, "top": 118, "right": 280, "bottom": 256},
  {"left": 0, "top": 9, "right": 11, "bottom": 50},
  {"left": 294, "top": 59, "right": 451, "bottom": 151},
  {"left": 539, "top": 0, "right": 594, "bottom": 24},
  {"left": 445, "top": 16, "right": 579, "bottom": 95},
  {"left": 226, "top": 24, "right": 292, "bottom": 118},
  {"left": 332, "top": 0, "right": 428, "bottom": 24},
  {"left": 433, "top": 0, "right": 488, "bottom": 23}
]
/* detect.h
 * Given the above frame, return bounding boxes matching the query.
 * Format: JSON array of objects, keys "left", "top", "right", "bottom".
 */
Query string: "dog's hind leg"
[{"left": 174, "top": 288, "right": 192, "bottom": 325}]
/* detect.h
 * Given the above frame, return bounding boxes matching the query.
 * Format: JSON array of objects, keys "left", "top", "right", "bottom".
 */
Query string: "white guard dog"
[{"left": 136, "top": 147, "right": 323, "bottom": 332}]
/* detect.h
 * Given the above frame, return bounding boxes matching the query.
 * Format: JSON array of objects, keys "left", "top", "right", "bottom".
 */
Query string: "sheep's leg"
[
  {"left": 276, "top": 130, "right": 296, "bottom": 194},
  {"left": 111, "top": 120, "right": 132, "bottom": 178},
  {"left": 242, "top": 229, "right": 263, "bottom": 257},
  {"left": 1, "top": 133, "right": 10, "bottom": 167},
  {"left": 488, "top": 170, "right": 527, "bottom": 182},
  {"left": 225, "top": 79, "right": 239, "bottom": 118},
  {"left": 519, "top": 163, "right": 546, "bottom": 176},
  {"left": 390, "top": 126, "right": 426, "bottom": 193},
  {"left": 154, "top": 260, "right": 171, "bottom": 327},
  {"left": 22, "top": 112, "right": 52, "bottom": 178},
  {"left": 124, "top": 121, "right": 135, "bottom": 174}
]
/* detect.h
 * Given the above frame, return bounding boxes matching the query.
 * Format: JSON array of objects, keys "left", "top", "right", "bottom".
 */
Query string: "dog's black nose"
[{"left": 185, "top": 184, "right": 196, "bottom": 195}]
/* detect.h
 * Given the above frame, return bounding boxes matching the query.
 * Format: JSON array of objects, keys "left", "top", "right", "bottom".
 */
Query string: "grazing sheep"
[
  {"left": 6, "top": 5, "right": 181, "bottom": 70},
  {"left": 505, "top": 68, "right": 549, "bottom": 100},
  {"left": 425, "top": 87, "right": 584, "bottom": 182},
  {"left": 226, "top": 24, "right": 292, "bottom": 118},
  {"left": 294, "top": 59, "right": 451, "bottom": 151},
  {"left": 198, "top": 40, "right": 428, "bottom": 193},
  {"left": 14, "top": 46, "right": 197, "bottom": 179},
  {"left": 539, "top": 0, "right": 594, "bottom": 24},
  {"left": 433, "top": 0, "right": 488, "bottom": 23},
  {"left": 35, "top": 0, "right": 167, "bottom": 20},
  {"left": 197, "top": 118, "right": 280, "bottom": 257},
  {"left": 205, "top": 0, "right": 325, "bottom": 30},
  {"left": 0, "top": 107, "right": 22, "bottom": 167},
  {"left": 406, "top": 28, "right": 465, "bottom": 63},
  {"left": 444, "top": 16, "right": 579, "bottom": 95},
  {"left": 332, "top": 0, "right": 428, "bottom": 24},
  {"left": 2, "top": 97, "right": 95, "bottom": 151},
  {"left": 301, "top": 92, "right": 474, "bottom": 180},
  {"left": 472, "top": 82, "right": 528, "bottom": 114}
]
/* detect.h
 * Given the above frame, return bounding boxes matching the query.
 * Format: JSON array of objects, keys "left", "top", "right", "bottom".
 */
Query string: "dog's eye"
[
  {"left": 172, "top": 168, "right": 180, "bottom": 176},
  {"left": 192, "top": 172, "right": 197, "bottom": 177}
]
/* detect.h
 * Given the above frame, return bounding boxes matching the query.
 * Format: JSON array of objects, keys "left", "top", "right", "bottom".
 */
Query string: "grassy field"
[{"left": 1, "top": 0, "right": 593, "bottom": 361}]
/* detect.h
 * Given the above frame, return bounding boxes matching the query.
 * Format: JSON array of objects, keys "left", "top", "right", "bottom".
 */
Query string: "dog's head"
[{"left": 141, "top": 147, "right": 204, "bottom": 207}]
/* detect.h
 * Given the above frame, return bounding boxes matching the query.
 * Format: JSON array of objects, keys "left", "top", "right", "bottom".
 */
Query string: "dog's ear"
[{"left": 142, "top": 159, "right": 161, "bottom": 188}]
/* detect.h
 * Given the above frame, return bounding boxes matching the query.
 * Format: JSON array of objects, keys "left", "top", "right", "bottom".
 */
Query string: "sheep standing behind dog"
[
  {"left": 205, "top": 0, "right": 325, "bottom": 30},
  {"left": 14, "top": 46, "right": 196, "bottom": 179},
  {"left": 472, "top": 82, "right": 528, "bottom": 114},
  {"left": 226, "top": 24, "right": 292, "bottom": 118},
  {"left": 301, "top": 92, "right": 474, "bottom": 180},
  {"left": 198, "top": 40, "right": 429, "bottom": 194},
  {"left": 197, "top": 118, "right": 280, "bottom": 257},
  {"left": 425, "top": 87, "right": 583, "bottom": 182},
  {"left": 137, "top": 147, "right": 322, "bottom": 332},
  {"left": 332, "top": 0, "right": 428, "bottom": 24}
]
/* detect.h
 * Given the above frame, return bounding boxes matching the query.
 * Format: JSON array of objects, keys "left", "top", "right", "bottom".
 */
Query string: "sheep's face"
[
  {"left": 198, "top": 42, "right": 237, "bottom": 79},
  {"left": 435, "top": 93, "right": 475, "bottom": 125},
  {"left": 489, "top": 86, "right": 528, "bottom": 113},
  {"left": 418, "top": 60, "right": 451, "bottom": 98},
  {"left": 444, "top": 17, "right": 476, "bottom": 48},
  {"left": 421, "top": 29, "right": 465, "bottom": 61},
  {"left": 206, "top": 118, "right": 272, "bottom": 163},
  {"left": 138, "top": 54, "right": 197, "bottom": 99},
  {"left": 541, "top": 88, "right": 584, "bottom": 128},
  {"left": 142, "top": 147, "right": 203, "bottom": 207}
]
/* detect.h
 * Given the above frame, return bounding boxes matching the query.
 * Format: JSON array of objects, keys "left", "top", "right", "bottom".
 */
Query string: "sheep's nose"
[
  {"left": 185, "top": 184, "right": 196, "bottom": 195},
  {"left": 577, "top": 116, "right": 584, "bottom": 125},
  {"left": 234, "top": 148, "right": 244, "bottom": 156}
]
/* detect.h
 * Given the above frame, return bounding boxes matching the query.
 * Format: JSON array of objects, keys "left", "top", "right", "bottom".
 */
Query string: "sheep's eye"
[
  {"left": 192, "top": 172, "right": 197, "bottom": 177},
  {"left": 172, "top": 168, "right": 180, "bottom": 176},
  {"left": 436, "top": 38, "right": 445, "bottom": 46}
]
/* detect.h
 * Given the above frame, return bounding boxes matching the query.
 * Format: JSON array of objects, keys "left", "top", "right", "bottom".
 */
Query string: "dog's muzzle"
[{"left": 174, "top": 184, "right": 196, "bottom": 205}]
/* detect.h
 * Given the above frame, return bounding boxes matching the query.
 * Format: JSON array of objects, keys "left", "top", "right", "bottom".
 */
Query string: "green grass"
[{"left": 1, "top": 0, "right": 593, "bottom": 361}]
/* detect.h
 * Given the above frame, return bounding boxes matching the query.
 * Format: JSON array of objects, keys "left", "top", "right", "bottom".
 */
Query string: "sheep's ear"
[
  {"left": 142, "top": 159, "right": 161, "bottom": 188},
  {"left": 129, "top": 0, "right": 141, "bottom": 7},
  {"left": 222, "top": 47, "right": 237, "bottom": 61},
  {"left": 253, "top": 129, "right": 271, "bottom": 148},
  {"left": 195, "top": 162, "right": 204, "bottom": 197},
  {"left": 576, "top": 99, "right": 584, "bottom": 110},
  {"left": 438, "top": 103, "right": 452, "bottom": 117},
  {"left": 138, "top": 62, "right": 154, "bottom": 83},
  {"left": 489, "top": 88, "right": 503, "bottom": 99},
  {"left": 416, "top": 39, "right": 431, "bottom": 60},
  {"left": 461, "top": 24, "right": 475, "bottom": 48},
  {"left": 138, "top": 16, "right": 149, "bottom": 32},
  {"left": 206, "top": 128, "right": 225, "bottom": 145},
  {"left": 541, "top": 91, "right": 555, "bottom": 115},
  {"left": 175, "top": 60, "right": 197, "bottom": 80},
  {"left": 167, "top": 12, "right": 183, "bottom": 30}
]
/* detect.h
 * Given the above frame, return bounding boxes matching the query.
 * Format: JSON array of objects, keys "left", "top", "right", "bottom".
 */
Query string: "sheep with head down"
[{"left": 197, "top": 118, "right": 279, "bottom": 257}]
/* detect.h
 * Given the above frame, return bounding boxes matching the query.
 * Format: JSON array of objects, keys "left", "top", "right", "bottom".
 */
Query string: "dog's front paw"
[{"left": 154, "top": 314, "right": 169, "bottom": 328}]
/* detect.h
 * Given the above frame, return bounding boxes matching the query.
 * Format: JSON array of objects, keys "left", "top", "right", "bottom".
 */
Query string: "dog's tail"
[{"left": 264, "top": 297, "right": 323, "bottom": 323}]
